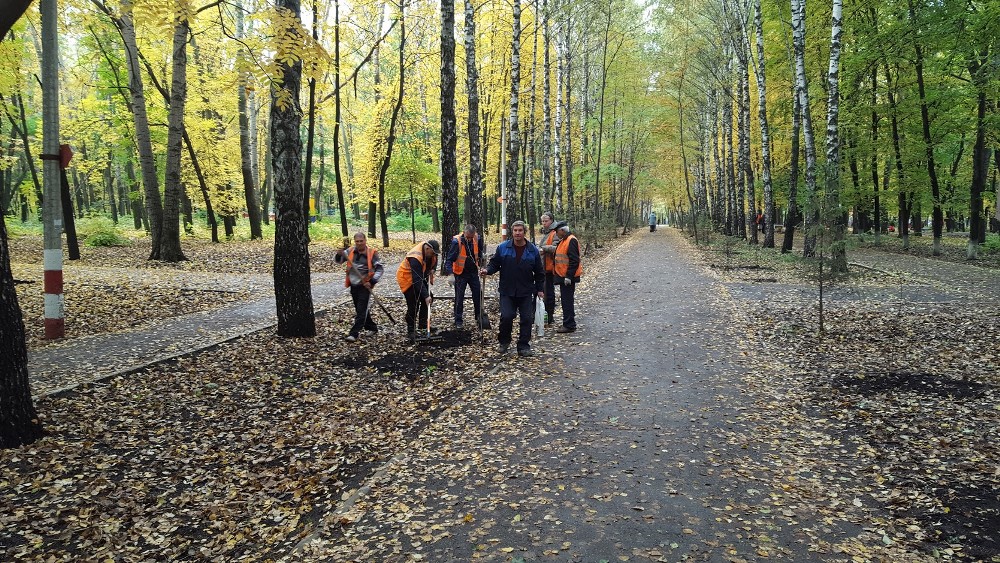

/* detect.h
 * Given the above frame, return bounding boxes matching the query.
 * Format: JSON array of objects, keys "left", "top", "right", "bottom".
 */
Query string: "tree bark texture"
[
  {"left": 271, "top": 0, "right": 315, "bottom": 337},
  {"left": 441, "top": 0, "right": 460, "bottom": 252},
  {"left": 464, "top": 0, "right": 484, "bottom": 231},
  {"left": 161, "top": 14, "right": 190, "bottom": 262},
  {"left": 504, "top": 0, "right": 523, "bottom": 224},
  {"left": 753, "top": 0, "right": 775, "bottom": 248},
  {"left": 0, "top": 213, "right": 43, "bottom": 449}
]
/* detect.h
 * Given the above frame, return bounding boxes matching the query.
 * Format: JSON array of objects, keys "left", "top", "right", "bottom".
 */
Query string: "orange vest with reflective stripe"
[
  {"left": 451, "top": 235, "right": 480, "bottom": 275},
  {"left": 396, "top": 243, "right": 435, "bottom": 292},
  {"left": 542, "top": 230, "right": 557, "bottom": 272},
  {"left": 344, "top": 247, "right": 375, "bottom": 287},
  {"left": 554, "top": 234, "right": 583, "bottom": 278}
]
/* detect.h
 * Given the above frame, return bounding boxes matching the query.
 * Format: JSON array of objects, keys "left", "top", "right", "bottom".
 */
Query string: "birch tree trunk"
[
  {"left": 542, "top": 0, "right": 552, "bottom": 212},
  {"left": 271, "top": 0, "right": 315, "bottom": 337},
  {"left": 441, "top": 0, "right": 460, "bottom": 251},
  {"left": 464, "top": 0, "right": 484, "bottom": 230},
  {"left": 737, "top": 35, "right": 752, "bottom": 242},
  {"left": 781, "top": 69, "right": 802, "bottom": 252},
  {"left": 504, "top": 0, "right": 523, "bottom": 223},
  {"left": 753, "top": 0, "right": 775, "bottom": 247},
  {"left": 792, "top": 0, "right": 819, "bottom": 257},
  {"left": 563, "top": 16, "right": 574, "bottom": 223},
  {"left": 553, "top": 9, "right": 564, "bottom": 215},
  {"left": 160, "top": 11, "right": 189, "bottom": 262},
  {"left": 825, "top": 0, "right": 847, "bottom": 272}
]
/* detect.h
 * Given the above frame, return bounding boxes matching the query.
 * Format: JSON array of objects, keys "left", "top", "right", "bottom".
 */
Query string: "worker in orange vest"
[
  {"left": 538, "top": 212, "right": 565, "bottom": 326},
  {"left": 396, "top": 239, "right": 440, "bottom": 342},
  {"left": 334, "top": 232, "right": 384, "bottom": 342},
  {"left": 553, "top": 224, "right": 582, "bottom": 333},
  {"left": 443, "top": 224, "right": 488, "bottom": 329}
]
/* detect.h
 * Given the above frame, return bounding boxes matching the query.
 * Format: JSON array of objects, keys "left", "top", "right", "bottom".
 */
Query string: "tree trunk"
[
  {"left": 793, "top": 0, "right": 818, "bottom": 257},
  {"left": 303, "top": 0, "right": 320, "bottom": 226},
  {"left": 464, "top": 0, "right": 484, "bottom": 231},
  {"left": 0, "top": 213, "right": 43, "bottom": 449},
  {"left": 236, "top": 1, "right": 262, "bottom": 239},
  {"left": 332, "top": 0, "right": 348, "bottom": 237},
  {"left": 870, "top": 57, "right": 880, "bottom": 241},
  {"left": 782, "top": 74, "right": 802, "bottom": 253},
  {"left": 504, "top": 0, "right": 523, "bottom": 223},
  {"left": 99, "top": 0, "right": 163, "bottom": 259},
  {"left": 160, "top": 14, "right": 189, "bottom": 262},
  {"left": 753, "top": 0, "right": 774, "bottom": 247},
  {"left": 376, "top": 1, "right": 404, "bottom": 247},
  {"left": 968, "top": 89, "right": 988, "bottom": 258},
  {"left": 441, "top": 0, "right": 460, "bottom": 254},
  {"left": 907, "top": 0, "right": 942, "bottom": 255},
  {"left": 824, "top": 0, "right": 846, "bottom": 272},
  {"left": 542, "top": 0, "right": 552, "bottom": 212},
  {"left": 884, "top": 63, "right": 910, "bottom": 248},
  {"left": 271, "top": 0, "right": 315, "bottom": 337}
]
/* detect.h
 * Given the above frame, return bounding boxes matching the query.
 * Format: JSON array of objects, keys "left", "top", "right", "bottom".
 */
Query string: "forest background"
[{"left": 0, "top": 0, "right": 994, "bottom": 257}]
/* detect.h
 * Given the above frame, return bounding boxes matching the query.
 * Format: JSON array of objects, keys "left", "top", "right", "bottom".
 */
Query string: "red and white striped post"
[{"left": 41, "top": 4, "right": 64, "bottom": 340}]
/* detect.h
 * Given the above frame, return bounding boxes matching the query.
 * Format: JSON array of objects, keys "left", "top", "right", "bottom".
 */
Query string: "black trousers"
[
  {"left": 349, "top": 285, "right": 377, "bottom": 336},
  {"left": 403, "top": 288, "right": 429, "bottom": 335}
]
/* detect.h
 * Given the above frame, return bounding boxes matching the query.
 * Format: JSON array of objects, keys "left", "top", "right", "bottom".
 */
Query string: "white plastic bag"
[{"left": 534, "top": 301, "right": 545, "bottom": 336}]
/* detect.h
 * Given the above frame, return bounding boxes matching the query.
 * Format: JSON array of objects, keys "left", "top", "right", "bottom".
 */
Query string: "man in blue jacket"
[{"left": 481, "top": 220, "right": 545, "bottom": 357}]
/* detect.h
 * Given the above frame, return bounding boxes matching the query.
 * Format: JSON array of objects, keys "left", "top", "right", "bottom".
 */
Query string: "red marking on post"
[
  {"left": 44, "top": 317, "right": 64, "bottom": 340},
  {"left": 44, "top": 269, "right": 63, "bottom": 294}
]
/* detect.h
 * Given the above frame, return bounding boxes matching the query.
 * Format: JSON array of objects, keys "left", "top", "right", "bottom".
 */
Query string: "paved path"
[
  {"left": 27, "top": 272, "right": 347, "bottom": 397},
  {"left": 287, "top": 230, "right": 862, "bottom": 561}
]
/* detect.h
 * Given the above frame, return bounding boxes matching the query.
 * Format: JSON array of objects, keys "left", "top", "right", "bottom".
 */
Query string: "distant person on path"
[
  {"left": 444, "top": 224, "right": 488, "bottom": 329},
  {"left": 481, "top": 221, "right": 545, "bottom": 357},
  {"left": 334, "top": 232, "right": 384, "bottom": 342},
  {"left": 553, "top": 224, "right": 582, "bottom": 334},
  {"left": 538, "top": 212, "right": 564, "bottom": 326},
  {"left": 397, "top": 239, "right": 440, "bottom": 342},
  {"left": 649, "top": 210, "right": 657, "bottom": 232}
]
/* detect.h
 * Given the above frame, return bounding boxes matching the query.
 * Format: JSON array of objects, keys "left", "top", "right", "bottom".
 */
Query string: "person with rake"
[
  {"left": 396, "top": 239, "right": 441, "bottom": 343},
  {"left": 334, "top": 232, "right": 385, "bottom": 342},
  {"left": 443, "top": 224, "right": 490, "bottom": 330},
  {"left": 480, "top": 221, "right": 545, "bottom": 357}
]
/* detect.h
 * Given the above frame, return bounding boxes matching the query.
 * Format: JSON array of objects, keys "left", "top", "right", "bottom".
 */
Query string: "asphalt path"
[{"left": 288, "top": 229, "right": 867, "bottom": 562}]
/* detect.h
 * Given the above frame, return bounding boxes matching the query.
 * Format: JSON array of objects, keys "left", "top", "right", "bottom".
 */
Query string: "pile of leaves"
[
  {"left": 686, "top": 233, "right": 1000, "bottom": 562},
  {"left": 0, "top": 302, "right": 500, "bottom": 561}
]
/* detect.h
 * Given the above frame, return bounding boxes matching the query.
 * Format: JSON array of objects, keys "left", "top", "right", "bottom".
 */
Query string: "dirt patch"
[{"left": 832, "top": 371, "right": 990, "bottom": 399}]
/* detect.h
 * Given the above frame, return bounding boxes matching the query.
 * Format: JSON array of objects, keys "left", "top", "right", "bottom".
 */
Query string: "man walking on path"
[
  {"left": 334, "top": 232, "right": 384, "bottom": 342},
  {"left": 443, "top": 225, "right": 488, "bottom": 329},
  {"left": 481, "top": 221, "right": 544, "bottom": 357},
  {"left": 649, "top": 209, "right": 657, "bottom": 232},
  {"left": 396, "top": 240, "right": 440, "bottom": 342},
  {"left": 553, "top": 223, "right": 581, "bottom": 333},
  {"left": 538, "top": 212, "right": 563, "bottom": 325}
]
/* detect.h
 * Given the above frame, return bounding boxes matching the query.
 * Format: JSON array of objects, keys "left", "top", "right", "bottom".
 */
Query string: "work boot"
[
  {"left": 455, "top": 320, "right": 464, "bottom": 330},
  {"left": 406, "top": 332, "right": 416, "bottom": 343},
  {"left": 499, "top": 343, "right": 510, "bottom": 354},
  {"left": 556, "top": 326, "right": 575, "bottom": 333},
  {"left": 345, "top": 334, "right": 358, "bottom": 342},
  {"left": 517, "top": 347, "right": 534, "bottom": 357}
]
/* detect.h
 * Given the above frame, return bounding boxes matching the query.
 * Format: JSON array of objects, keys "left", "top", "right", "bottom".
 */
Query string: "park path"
[
  {"left": 286, "top": 229, "right": 873, "bottom": 562},
  {"left": 26, "top": 271, "right": 346, "bottom": 397}
]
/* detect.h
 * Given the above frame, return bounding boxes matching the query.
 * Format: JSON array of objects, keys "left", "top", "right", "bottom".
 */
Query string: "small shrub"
[
  {"left": 984, "top": 234, "right": 1000, "bottom": 252},
  {"left": 86, "top": 230, "right": 131, "bottom": 247},
  {"left": 388, "top": 211, "right": 433, "bottom": 232}
]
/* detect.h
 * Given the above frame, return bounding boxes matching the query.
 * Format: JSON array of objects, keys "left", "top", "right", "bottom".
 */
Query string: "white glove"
[{"left": 563, "top": 278, "right": 571, "bottom": 286}]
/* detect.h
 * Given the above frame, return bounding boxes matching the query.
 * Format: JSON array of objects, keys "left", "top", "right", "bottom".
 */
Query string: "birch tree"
[
  {"left": 441, "top": 0, "right": 460, "bottom": 252},
  {"left": 752, "top": 0, "right": 775, "bottom": 248},
  {"left": 824, "top": 0, "right": 846, "bottom": 272},
  {"left": 271, "top": 0, "right": 315, "bottom": 337},
  {"left": 504, "top": 0, "right": 523, "bottom": 223},
  {"left": 464, "top": 0, "right": 484, "bottom": 230},
  {"left": 792, "top": 0, "right": 819, "bottom": 257}
]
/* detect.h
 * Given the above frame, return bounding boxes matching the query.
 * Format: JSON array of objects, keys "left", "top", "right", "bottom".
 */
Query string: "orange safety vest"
[
  {"left": 542, "top": 230, "right": 557, "bottom": 272},
  {"left": 451, "top": 235, "right": 480, "bottom": 275},
  {"left": 396, "top": 242, "right": 436, "bottom": 292},
  {"left": 344, "top": 247, "right": 375, "bottom": 287},
  {"left": 554, "top": 234, "right": 583, "bottom": 278}
]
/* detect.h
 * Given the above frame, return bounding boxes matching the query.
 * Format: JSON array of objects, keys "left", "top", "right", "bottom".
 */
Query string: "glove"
[
  {"left": 563, "top": 278, "right": 572, "bottom": 286},
  {"left": 542, "top": 245, "right": 557, "bottom": 253}
]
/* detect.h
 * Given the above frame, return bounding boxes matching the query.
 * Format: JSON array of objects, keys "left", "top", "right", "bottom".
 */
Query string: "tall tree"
[
  {"left": 236, "top": 1, "right": 262, "bottom": 240},
  {"left": 441, "top": 0, "right": 460, "bottom": 256},
  {"left": 332, "top": 0, "right": 348, "bottom": 237},
  {"left": 376, "top": 0, "right": 405, "bottom": 245},
  {"left": 271, "top": 0, "right": 315, "bottom": 337},
  {"left": 824, "top": 0, "right": 846, "bottom": 272},
  {"left": 792, "top": 0, "right": 819, "bottom": 257},
  {"left": 753, "top": 0, "right": 775, "bottom": 248},
  {"left": 464, "top": 0, "right": 484, "bottom": 231},
  {"left": 504, "top": 0, "right": 523, "bottom": 223},
  {"left": 160, "top": 2, "right": 192, "bottom": 262}
]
